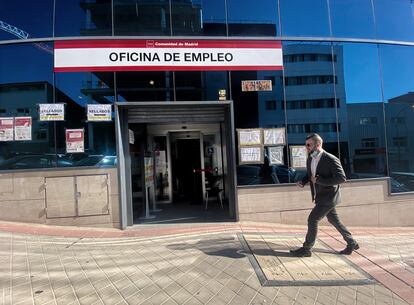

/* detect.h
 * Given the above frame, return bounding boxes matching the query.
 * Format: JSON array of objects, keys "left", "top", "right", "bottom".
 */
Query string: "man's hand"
[
  {"left": 296, "top": 181, "right": 304, "bottom": 188},
  {"left": 311, "top": 176, "right": 318, "bottom": 184}
]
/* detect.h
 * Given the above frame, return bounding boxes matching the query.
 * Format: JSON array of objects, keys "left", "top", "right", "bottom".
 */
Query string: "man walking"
[{"left": 290, "top": 133, "right": 359, "bottom": 257}]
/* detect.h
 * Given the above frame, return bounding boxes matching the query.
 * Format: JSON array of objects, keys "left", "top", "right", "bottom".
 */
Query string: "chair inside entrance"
[{"left": 205, "top": 172, "right": 223, "bottom": 210}]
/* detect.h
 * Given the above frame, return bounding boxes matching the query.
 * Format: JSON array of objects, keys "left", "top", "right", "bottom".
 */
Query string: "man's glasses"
[{"left": 306, "top": 143, "right": 313, "bottom": 147}]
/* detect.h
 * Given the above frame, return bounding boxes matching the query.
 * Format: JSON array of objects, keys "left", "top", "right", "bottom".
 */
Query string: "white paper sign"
[
  {"left": 238, "top": 129, "right": 262, "bottom": 146},
  {"left": 0, "top": 117, "right": 14, "bottom": 141},
  {"left": 87, "top": 104, "right": 112, "bottom": 121},
  {"left": 66, "top": 129, "right": 84, "bottom": 153},
  {"left": 14, "top": 117, "right": 32, "bottom": 141},
  {"left": 263, "top": 128, "right": 285, "bottom": 145},
  {"left": 144, "top": 157, "right": 154, "bottom": 185},
  {"left": 290, "top": 146, "right": 308, "bottom": 168},
  {"left": 240, "top": 146, "right": 262, "bottom": 163},
  {"left": 268, "top": 146, "right": 284, "bottom": 165},
  {"left": 39, "top": 104, "right": 65, "bottom": 121},
  {"left": 128, "top": 129, "right": 134, "bottom": 144}
]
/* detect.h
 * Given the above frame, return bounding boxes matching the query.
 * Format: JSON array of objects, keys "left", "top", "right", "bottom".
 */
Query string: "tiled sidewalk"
[{"left": 0, "top": 221, "right": 413, "bottom": 305}]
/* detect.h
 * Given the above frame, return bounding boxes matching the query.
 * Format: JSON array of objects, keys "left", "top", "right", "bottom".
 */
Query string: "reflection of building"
[
  {"left": 347, "top": 103, "right": 386, "bottom": 175},
  {"left": 259, "top": 44, "right": 348, "bottom": 163},
  {"left": 386, "top": 93, "right": 414, "bottom": 172},
  {"left": 0, "top": 82, "right": 88, "bottom": 156}
]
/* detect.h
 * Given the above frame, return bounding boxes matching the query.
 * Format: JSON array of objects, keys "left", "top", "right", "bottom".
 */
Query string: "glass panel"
[
  {"left": 329, "top": 0, "right": 376, "bottom": 39},
  {"left": 280, "top": 0, "right": 330, "bottom": 37},
  {"left": 116, "top": 72, "right": 174, "bottom": 102},
  {"left": 283, "top": 42, "right": 339, "bottom": 181},
  {"left": 232, "top": 70, "right": 285, "bottom": 185},
  {"left": 380, "top": 44, "right": 414, "bottom": 192},
  {"left": 227, "top": 0, "right": 278, "bottom": 36},
  {"left": 0, "top": 43, "right": 56, "bottom": 170},
  {"left": 175, "top": 71, "right": 228, "bottom": 101},
  {"left": 54, "top": 72, "right": 116, "bottom": 167},
  {"left": 153, "top": 136, "right": 170, "bottom": 201},
  {"left": 374, "top": 0, "right": 414, "bottom": 42},
  {"left": 55, "top": 0, "right": 112, "bottom": 37},
  {"left": 334, "top": 42, "right": 385, "bottom": 181},
  {"left": 114, "top": 0, "right": 171, "bottom": 36},
  {"left": 0, "top": 0, "right": 53, "bottom": 41},
  {"left": 171, "top": 0, "right": 226, "bottom": 36}
]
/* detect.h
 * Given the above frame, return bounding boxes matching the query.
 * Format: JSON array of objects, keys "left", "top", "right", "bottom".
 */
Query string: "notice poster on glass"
[
  {"left": 14, "top": 117, "right": 32, "bottom": 141},
  {"left": 263, "top": 128, "right": 285, "bottom": 145},
  {"left": 144, "top": 157, "right": 154, "bottom": 186},
  {"left": 87, "top": 104, "right": 112, "bottom": 121},
  {"left": 268, "top": 146, "right": 284, "bottom": 165},
  {"left": 66, "top": 129, "right": 84, "bottom": 153},
  {"left": 237, "top": 129, "right": 262, "bottom": 146},
  {"left": 39, "top": 103, "right": 65, "bottom": 121},
  {"left": 0, "top": 117, "right": 14, "bottom": 141},
  {"left": 241, "top": 80, "right": 272, "bottom": 92},
  {"left": 290, "top": 145, "right": 308, "bottom": 168},
  {"left": 239, "top": 146, "right": 263, "bottom": 164}
]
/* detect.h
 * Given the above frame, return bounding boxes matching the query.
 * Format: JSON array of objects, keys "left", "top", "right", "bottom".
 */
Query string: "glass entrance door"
[{"left": 152, "top": 135, "right": 172, "bottom": 203}]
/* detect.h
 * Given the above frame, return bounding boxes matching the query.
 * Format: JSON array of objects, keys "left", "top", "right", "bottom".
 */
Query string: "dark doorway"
[{"left": 173, "top": 138, "right": 203, "bottom": 203}]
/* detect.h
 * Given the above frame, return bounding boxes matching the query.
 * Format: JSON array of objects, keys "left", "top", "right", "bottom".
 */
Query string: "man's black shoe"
[
  {"left": 339, "top": 242, "right": 360, "bottom": 255},
  {"left": 289, "top": 247, "right": 312, "bottom": 257}
]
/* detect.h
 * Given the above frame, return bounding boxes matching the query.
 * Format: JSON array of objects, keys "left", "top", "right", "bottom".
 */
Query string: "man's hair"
[{"left": 306, "top": 133, "right": 323, "bottom": 145}]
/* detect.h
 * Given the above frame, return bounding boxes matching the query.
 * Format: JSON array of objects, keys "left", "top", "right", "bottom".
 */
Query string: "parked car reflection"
[
  {"left": 0, "top": 154, "right": 73, "bottom": 170},
  {"left": 237, "top": 165, "right": 262, "bottom": 185},
  {"left": 74, "top": 155, "right": 117, "bottom": 167}
]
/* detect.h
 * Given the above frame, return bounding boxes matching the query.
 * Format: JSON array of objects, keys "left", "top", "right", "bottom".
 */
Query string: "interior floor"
[{"left": 133, "top": 200, "right": 231, "bottom": 224}]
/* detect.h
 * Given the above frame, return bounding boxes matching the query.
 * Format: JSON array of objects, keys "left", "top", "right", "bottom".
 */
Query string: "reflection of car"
[
  {"left": 347, "top": 172, "right": 411, "bottom": 193},
  {"left": 237, "top": 165, "right": 262, "bottom": 185},
  {"left": 74, "top": 155, "right": 117, "bottom": 167},
  {"left": 270, "top": 165, "right": 297, "bottom": 183},
  {"left": 0, "top": 154, "right": 73, "bottom": 170},
  {"left": 390, "top": 178, "right": 411, "bottom": 193},
  {"left": 391, "top": 172, "right": 414, "bottom": 192}
]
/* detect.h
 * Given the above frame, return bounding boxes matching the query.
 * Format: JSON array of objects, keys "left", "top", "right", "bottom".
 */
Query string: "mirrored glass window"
[
  {"left": 175, "top": 71, "right": 228, "bottom": 101},
  {"left": 334, "top": 43, "right": 385, "bottom": 181},
  {"left": 0, "top": 43, "right": 55, "bottom": 170},
  {"left": 0, "top": 0, "right": 53, "bottom": 41},
  {"left": 380, "top": 44, "right": 414, "bottom": 192},
  {"left": 374, "top": 0, "right": 414, "bottom": 42},
  {"left": 116, "top": 72, "right": 174, "bottom": 102},
  {"left": 227, "top": 0, "right": 278, "bottom": 36},
  {"left": 280, "top": 0, "right": 330, "bottom": 37},
  {"left": 329, "top": 0, "right": 375, "bottom": 39},
  {"left": 55, "top": 0, "right": 112, "bottom": 37},
  {"left": 114, "top": 0, "right": 171, "bottom": 36},
  {"left": 54, "top": 72, "right": 116, "bottom": 167},
  {"left": 283, "top": 42, "right": 338, "bottom": 181},
  {"left": 171, "top": 0, "right": 226, "bottom": 36},
  {"left": 232, "top": 70, "right": 286, "bottom": 185}
]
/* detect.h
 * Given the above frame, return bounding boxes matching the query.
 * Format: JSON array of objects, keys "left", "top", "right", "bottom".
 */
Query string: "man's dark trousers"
[{"left": 303, "top": 204, "right": 354, "bottom": 249}]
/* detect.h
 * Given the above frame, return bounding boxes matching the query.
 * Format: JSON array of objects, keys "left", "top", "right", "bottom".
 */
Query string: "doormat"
[{"left": 238, "top": 233, "right": 376, "bottom": 286}]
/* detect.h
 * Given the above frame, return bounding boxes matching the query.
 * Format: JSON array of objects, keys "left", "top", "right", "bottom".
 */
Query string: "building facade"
[{"left": 0, "top": 0, "right": 414, "bottom": 229}]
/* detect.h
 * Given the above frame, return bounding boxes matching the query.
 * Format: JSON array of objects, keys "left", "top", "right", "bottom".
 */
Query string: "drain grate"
[{"left": 238, "top": 233, "right": 376, "bottom": 287}]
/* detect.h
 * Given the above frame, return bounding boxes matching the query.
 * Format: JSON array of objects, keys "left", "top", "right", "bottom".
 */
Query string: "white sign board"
[
  {"left": 268, "top": 146, "right": 284, "bottom": 165},
  {"left": 290, "top": 146, "right": 308, "bottom": 168},
  {"left": 39, "top": 103, "right": 65, "bottom": 121},
  {"left": 238, "top": 129, "right": 262, "bottom": 146},
  {"left": 263, "top": 128, "right": 285, "bottom": 146},
  {"left": 87, "top": 104, "right": 112, "bottom": 121},
  {"left": 14, "top": 117, "right": 32, "bottom": 141},
  {"left": 239, "top": 146, "right": 263, "bottom": 164},
  {"left": 66, "top": 129, "right": 84, "bottom": 153},
  {"left": 54, "top": 39, "right": 283, "bottom": 72},
  {"left": 0, "top": 117, "right": 14, "bottom": 141},
  {"left": 128, "top": 129, "right": 134, "bottom": 144}
]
